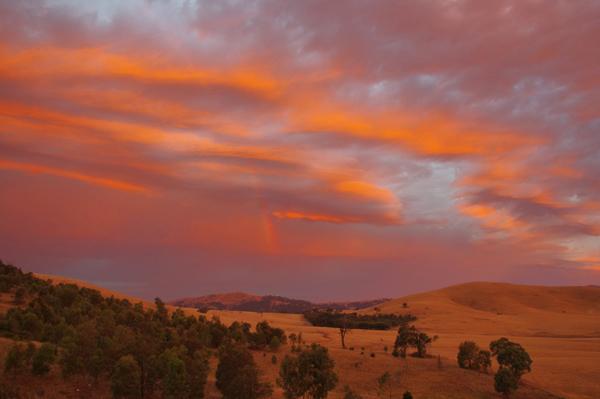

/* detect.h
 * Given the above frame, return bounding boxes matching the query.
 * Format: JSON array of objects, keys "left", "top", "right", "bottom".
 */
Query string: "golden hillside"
[{"left": 363, "top": 282, "right": 600, "bottom": 337}]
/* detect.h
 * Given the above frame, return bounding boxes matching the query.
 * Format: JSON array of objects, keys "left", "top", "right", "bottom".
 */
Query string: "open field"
[{"left": 203, "top": 307, "right": 600, "bottom": 399}]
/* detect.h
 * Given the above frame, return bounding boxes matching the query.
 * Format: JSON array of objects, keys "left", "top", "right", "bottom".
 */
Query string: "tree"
[
  {"left": 394, "top": 323, "right": 413, "bottom": 358},
  {"left": 457, "top": 341, "right": 492, "bottom": 373},
  {"left": 32, "top": 343, "right": 56, "bottom": 375},
  {"left": 216, "top": 343, "right": 272, "bottom": 399},
  {"left": 154, "top": 297, "right": 168, "bottom": 323},
  {"left": 402, "top": 392, "right": 413, "bottom": 399},
  {"left": 490, "top": 338, "right": 532, "bottom": 398},
  {"left": 159, "top": 349, "right": 188, "bottom": 399},
  {"left": 494, "top": 367, "right": 518, "bottom": 398},
  {"left": 187, "top": 350, "right": 210, "bottom": 399},
  {"left": 457, "top": 341, "right": 479, "bottom": 369},
  {"left": 490, "top": 338, "right": 532, "bottom": 377},
  {"left": 477, "top": 350, "right": 491, "bottom": 373},
  {"left": 412, "top": 331, "right": 433, "bottom": 357},
  {"left": 394, "top": 323, "right": 433, "bottom": 358},
  {"left": 112, "top": 355, "right": 142, "bottom": 399},
  {"left": 277, "top": 343, "right": 338, "bottom": 399},
  {"left": 338, "top": 315, "right": 351, "bottom": 349}
]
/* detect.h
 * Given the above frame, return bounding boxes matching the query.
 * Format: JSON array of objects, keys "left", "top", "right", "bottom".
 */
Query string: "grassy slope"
[{"left": 4, "top": 279, "right": 600, "bottom": 398}]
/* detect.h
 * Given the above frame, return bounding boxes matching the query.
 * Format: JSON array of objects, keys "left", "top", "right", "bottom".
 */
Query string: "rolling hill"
[
  {"left": 361, "top": 281, "right": 600, "bottom": 337},
  {"left": 3, "top": 269, "right": 599, "bottom": 398}
]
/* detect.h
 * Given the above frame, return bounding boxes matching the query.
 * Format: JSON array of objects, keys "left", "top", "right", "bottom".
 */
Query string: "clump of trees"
[
  {"left": 490, "top": 338, "right": 532, "bottom": 397},
  {"left": 456, "top": 337, "right": 532, "bottom": 397},
  {"left": 456, "top": 341, "right": 491, "bottom": 372},
  {"left": 393, "top": 322, "right": 436, "bottom": 358},
  {"left": 4, "top": 342, "right": 55, "bottom": 376},
  {"left": 304, "top": 310, "right": 416, "bottom": 331},
  {"left": 277, "top": 343, "right": 338, "bottom": 399},
  {"left": 0, "top": 260, "right": 287, "bottom": 399}
]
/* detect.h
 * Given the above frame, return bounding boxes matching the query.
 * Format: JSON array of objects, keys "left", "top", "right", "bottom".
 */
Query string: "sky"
[{"left": 0, "top": 0, "right": 599, "bottom": 301}]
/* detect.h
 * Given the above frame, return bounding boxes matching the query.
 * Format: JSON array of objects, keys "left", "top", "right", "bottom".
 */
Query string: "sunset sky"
[{"left": 1, "top": 0, "right": 599, "bottom": 301}]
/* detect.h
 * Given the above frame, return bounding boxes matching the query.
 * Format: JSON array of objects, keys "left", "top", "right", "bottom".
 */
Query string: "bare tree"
[{"left": 339, "top": 316, "right": 351, "bottom": 349}]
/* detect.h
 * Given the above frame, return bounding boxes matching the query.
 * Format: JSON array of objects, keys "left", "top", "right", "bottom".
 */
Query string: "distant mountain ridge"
[{"left": 169, "top": 292, "right": 389, "bottom": 313}]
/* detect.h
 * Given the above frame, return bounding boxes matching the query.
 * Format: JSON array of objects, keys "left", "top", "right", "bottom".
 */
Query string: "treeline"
[
  {"left": 0, "top": 260, "right": 286, "bottom": 398},
  {"left": 303, "top": 309, "right": 416, "bottom": 330}
]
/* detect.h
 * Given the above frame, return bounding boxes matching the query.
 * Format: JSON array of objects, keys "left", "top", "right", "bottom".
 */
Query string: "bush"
[
  {"left": 271, "top": 355, "right": 277, "bottom": 364},
  {"left": 403, "top": 392, "right": 413, "bottom": 399},
  {"left": 0, "top": 381, "right": 20, "bottom": 399},
  {"left": 343, "top": 385, "right": 363, "bottom": 399},
  {"left": 269, "top": 336, "right": 281, "bottom": 352}
]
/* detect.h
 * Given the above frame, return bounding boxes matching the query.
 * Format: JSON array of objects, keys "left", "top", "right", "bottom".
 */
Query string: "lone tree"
[
  {"left": 394, "top": 323, "right": 434, "bottom": 358},
  {"left": 216, "top": 343, "right": 272, "bottom": 399},
  {"left": 490, "top": 338, "right": 532, "bottom": 398},
  {"left": 339, "top": 316, "right": 351, "bottom": 349},
  {"left": 457, "top": 341, "right": 491, "bottom": 372},
  {"left": 111, "top": 355, "right": 142, "bottom": 399},
  {"left": 278, "top": 343, "right": 338, "bottom": 399}
]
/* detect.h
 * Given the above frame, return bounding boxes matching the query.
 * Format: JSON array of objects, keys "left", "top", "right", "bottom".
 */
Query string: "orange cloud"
[
  {"left": 335, "top": 180, "right": 396, "bottom": 203},
  {"left": 272, "top": 211, "right": 353, "bottom": 224},
  {"left": 0, "top": 159, "right": 150, "bottom": 194}
]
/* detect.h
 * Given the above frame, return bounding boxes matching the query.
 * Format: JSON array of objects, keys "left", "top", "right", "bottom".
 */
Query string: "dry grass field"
[{"left": 3, "top": 278, "right": 599, "bottom": 398}]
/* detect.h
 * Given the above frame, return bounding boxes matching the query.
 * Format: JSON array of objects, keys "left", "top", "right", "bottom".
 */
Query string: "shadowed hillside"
[{"left": 170, "top": 292, "right": 388, "bottom": 313}]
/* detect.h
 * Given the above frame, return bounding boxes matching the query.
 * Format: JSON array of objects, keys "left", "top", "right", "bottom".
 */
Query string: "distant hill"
[{"left": 169, "top": 292, "right": 388, "bottom": 313}]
